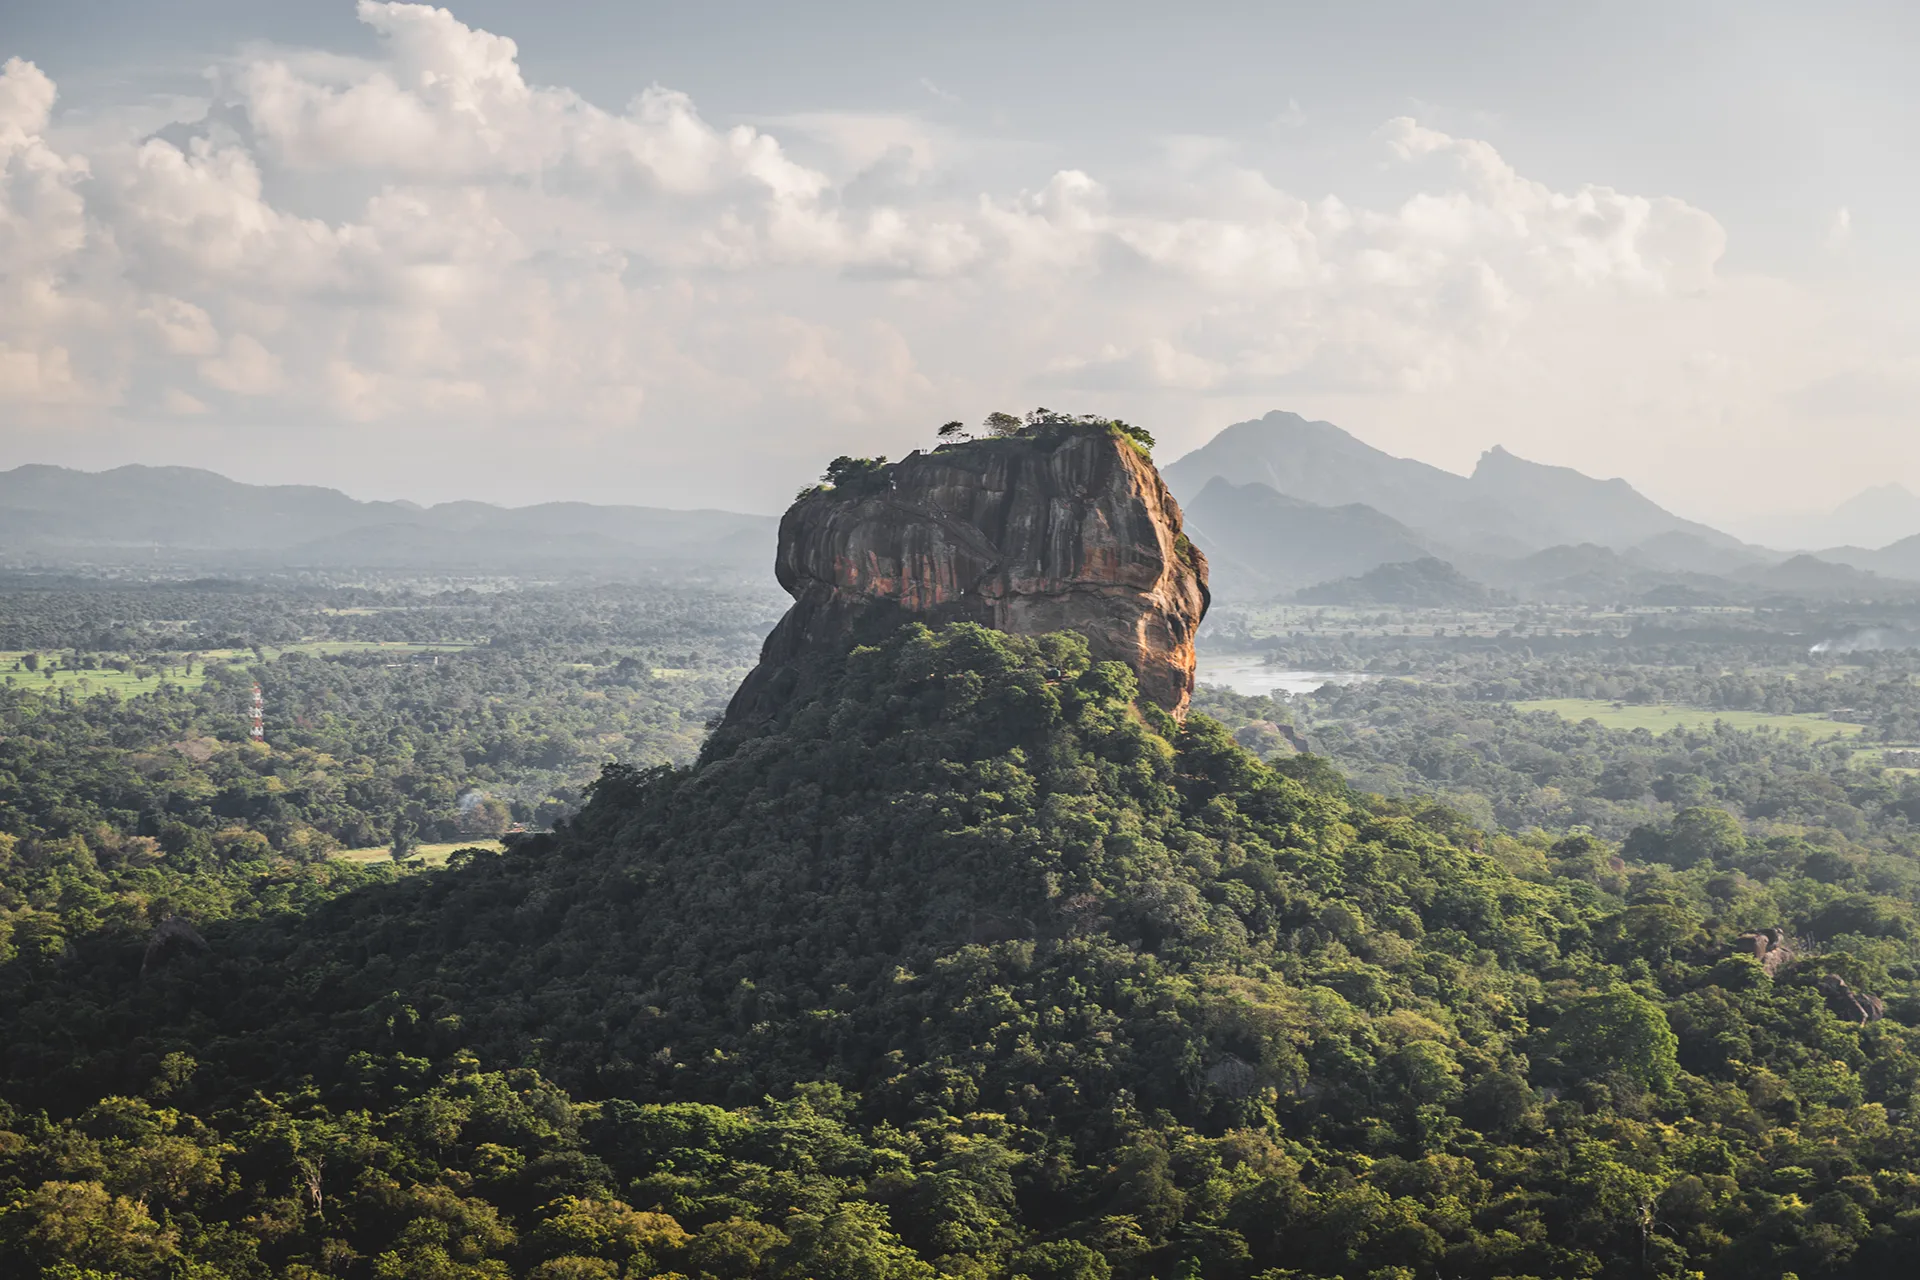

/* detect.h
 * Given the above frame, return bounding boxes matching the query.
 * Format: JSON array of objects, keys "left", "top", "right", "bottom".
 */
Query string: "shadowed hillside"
[
  {"left": 1181, "top": 477, "right": 1434, "bottom": 596},
  {"left": 1294, "top": 557, "right": 1500, "bottom": 607}
]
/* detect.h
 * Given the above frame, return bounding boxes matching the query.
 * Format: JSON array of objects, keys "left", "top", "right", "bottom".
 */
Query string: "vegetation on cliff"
[
  {"left": 946, "top": 410, "right": 1156, "bottom": 457},
  {"left": 2, "top": 622, "right": 1918, "bottom": 1278},
  {"left": 801, "top": 413, "right": 1156, "bottom": 506}
]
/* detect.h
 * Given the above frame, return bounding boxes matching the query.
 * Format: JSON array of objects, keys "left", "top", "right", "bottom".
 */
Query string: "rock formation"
[
  {"left": 1738, "top": 927, "right": 1795, "bottom": 977},
  {"left": 725, "top": 423, "right": 1209, "bottom": 726},
  {"left": 1819, "top": 974, "right": 1885, "bottom": 1025}
]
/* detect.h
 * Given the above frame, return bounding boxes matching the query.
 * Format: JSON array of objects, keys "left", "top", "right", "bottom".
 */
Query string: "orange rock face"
[{"left": 727, "top": 425, "right": 1210, "bottom": 723}]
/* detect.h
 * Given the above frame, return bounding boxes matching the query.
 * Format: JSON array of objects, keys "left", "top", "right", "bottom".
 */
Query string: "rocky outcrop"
[
  {"left": 726, "top": 424, "right": 1209, "bottom": 725},
  {"left": 1820, "top": 974, "right": 1885, "bottom": 1025},
  {"left": 1738, "top": 927, "right": 1795, "bottom": 977}
]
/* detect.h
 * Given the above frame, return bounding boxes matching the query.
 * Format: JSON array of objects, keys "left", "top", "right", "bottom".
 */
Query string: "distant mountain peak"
[
  {"left": 1473, "top": 444, "right": 1635, "bottom": 492},
  {"left": 1193, "top": 473, "right": 1311, "bottom": 509},
  {"left": 1206, "top": 409, "right": 1382, "bottom": 454},
  {"left": 1166, "top": 410, "right": 1741, "bottom": 566},
  {"left": 1829, "top": 482, "right": 1920, "bottom": 521}
]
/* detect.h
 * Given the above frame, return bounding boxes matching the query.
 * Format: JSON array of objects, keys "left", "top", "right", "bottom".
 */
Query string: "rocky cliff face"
[{"left": 726, "top": 425, "right": 1209, "bottom": 725}]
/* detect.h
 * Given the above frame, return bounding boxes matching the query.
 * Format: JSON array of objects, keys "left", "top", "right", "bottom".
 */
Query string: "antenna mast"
[{"left": 250, "top": 683, "right": 265, "bottom": 743}]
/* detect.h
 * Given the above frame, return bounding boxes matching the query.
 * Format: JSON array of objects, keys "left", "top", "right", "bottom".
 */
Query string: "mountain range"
[
  {"left": 1159, "top": 411, "right": 1918, "bottom": 602},
  {"left": 9, "top": 415, "right": 1920, "bottom": 601},
  {"left": 1163, "top": 411, "right": 1739, "bottom": 560},
  {"left": 0, "top": 464, "right": 776, "bottom": 578}
]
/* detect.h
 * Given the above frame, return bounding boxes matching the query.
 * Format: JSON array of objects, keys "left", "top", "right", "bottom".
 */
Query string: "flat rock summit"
[{"left": 726, "top": 422, "right": 1210, "bottom": 722}]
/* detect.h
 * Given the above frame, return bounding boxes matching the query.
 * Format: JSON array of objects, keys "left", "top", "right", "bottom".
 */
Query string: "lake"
[{"left": 1195, "top": 653, "right": 1377, "bottom": 698}]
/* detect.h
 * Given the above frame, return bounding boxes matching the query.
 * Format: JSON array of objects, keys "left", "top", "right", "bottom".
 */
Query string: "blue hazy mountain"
[
  {"left": 1180, "top": 476, "right": 1435, "bottom": 595},
  {"left": 0, "top": 463, "right": 775, "bottom": 578},
  {"left": 1165, "top": 410, "right": 1744, "bottom": 558}
]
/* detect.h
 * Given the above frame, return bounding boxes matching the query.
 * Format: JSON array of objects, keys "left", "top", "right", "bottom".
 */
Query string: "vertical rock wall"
[{"left": 725, "top": 425, "right": 1209, "bottom": 724}]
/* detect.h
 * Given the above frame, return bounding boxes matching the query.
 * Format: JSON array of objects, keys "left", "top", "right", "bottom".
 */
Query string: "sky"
[{"left": 3, "top": 0, "right": 1918, "bottom": 528}]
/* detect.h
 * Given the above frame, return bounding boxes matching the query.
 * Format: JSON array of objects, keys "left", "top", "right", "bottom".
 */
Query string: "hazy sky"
[{"left": 3, "top": 1, "right": 1918, "bottom": 524}]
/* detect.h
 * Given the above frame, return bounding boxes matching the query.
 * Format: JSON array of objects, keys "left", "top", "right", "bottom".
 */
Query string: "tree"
[
  {"left": 781, "top": 1202, "right": 936, "bottom": 1280},
  {"left": 1664, "top": 806, "right": 1745, "bottom": 868},
  {"left": 1107, "top": 417, "right": 1156, "bottom": 451},
  {"left": 459, "top": 796, "right": 513, "bottom": 838},
  {"left": 981, "top": 411, "right": 1023, "bottom": 436},
  {"left": 0, "top": 1180, "right": 180, "bottom": 1275},
  {"left": 937, "top": 420, "right": 968, "bottom": 440},
  {"left": 1546, "top": 988, "right": 1679, "bottom": 1091},
  {"left": 819, "top": 456, "right": 890, "bottom": 495}
]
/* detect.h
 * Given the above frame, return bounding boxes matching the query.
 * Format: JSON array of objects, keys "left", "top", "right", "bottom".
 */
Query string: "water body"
[{"left": 1195, "top": 654, "right": 1377, "bottom": 698}]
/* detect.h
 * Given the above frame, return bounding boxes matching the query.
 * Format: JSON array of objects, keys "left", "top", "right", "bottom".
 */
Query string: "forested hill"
[{"left": 3, "top": 620, "right": 1919, "bottom": 1278}]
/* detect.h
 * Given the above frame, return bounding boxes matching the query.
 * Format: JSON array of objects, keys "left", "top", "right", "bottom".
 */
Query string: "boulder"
[
  {"left": 1737, "top": 927, "right": 1794, "bottom": 977},
  {"left": 1819, "top": 974, "right": 1885, "bottom": 1024}
]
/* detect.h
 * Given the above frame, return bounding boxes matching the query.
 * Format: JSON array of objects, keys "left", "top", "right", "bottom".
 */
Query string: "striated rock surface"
[{"left": 726, "top": 424, "right": 1209, "bottom": 726}]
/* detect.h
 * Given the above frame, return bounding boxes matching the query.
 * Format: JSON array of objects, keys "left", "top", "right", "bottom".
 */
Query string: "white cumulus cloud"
[{"left": 7, "top": 1, "right": 1862, "bottom": 514}]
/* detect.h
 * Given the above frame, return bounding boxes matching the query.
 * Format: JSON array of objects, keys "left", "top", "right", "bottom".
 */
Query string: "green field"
[
  {"left": 270, "top": 640, "right": 480, "bottom": 657},
  {"left": 1, "top": 652, "right": 214, "bottom": 697},
  {"left": 332, "top": 840, "right": 505, "bottom": 867},
  {"left": 1514, "top": 698, "right": 1868, "bottom": 740},
  {"left": 0, "top": 641, "right": 482, "bottom": 700},
  {"left": 1852, "top": 746, "right": 1920, "bottom": 771}
]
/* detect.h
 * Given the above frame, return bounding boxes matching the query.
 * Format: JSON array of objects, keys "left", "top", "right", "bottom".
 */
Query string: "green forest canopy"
[{"left": 0, "top": 622, "right": 1917, "bottom": 1279}]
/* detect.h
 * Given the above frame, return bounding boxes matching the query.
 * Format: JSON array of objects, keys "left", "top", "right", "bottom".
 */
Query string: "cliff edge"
[{"left": 724, "top": 423, "right": 1209, "bottom": 727}]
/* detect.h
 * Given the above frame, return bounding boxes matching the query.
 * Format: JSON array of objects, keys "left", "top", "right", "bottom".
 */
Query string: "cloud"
[
  {"left": 199, "top": 333, "right": 285, "bottom": 395},
  {"left": 162, "top": 387, "right": 208, "bottom": 415},
  {"left": 1824, "top": 206, "right": 1852, "bottom": 252},
  {"left": 0, "top": 2, "right": 1785, "bottom": 508},
  {"left": 1784, "top": 361, "right": 1920, "bottom": 418},
  {"left": 918, "top": 77, "right": 960, "bottom": 105},
  {"left": 0, "top": 57, "right": 116, "bottom": 410},
  {"left": 1377, "top": 117, "right": 1724, "bottom": 293}
]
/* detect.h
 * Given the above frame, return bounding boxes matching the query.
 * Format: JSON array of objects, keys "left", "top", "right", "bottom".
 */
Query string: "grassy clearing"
[
  {"left": 1513, "top": 697, "right": 1868, "bottom": 741},
  {"left": 1852, "top": 745, "right": 1920, "bottom": 771},
  {"left": 0, "top": 653, "right": 213, "bottom": 697},
  {"left": 271, "top": 640, "right": 480, "bottom": 657},
  {"left": 0, "top": 640, "right": 477, "bottom": 700},
  {"left": 331, "top": 840, "right": 505, "bottom": 867}
]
